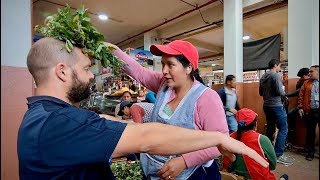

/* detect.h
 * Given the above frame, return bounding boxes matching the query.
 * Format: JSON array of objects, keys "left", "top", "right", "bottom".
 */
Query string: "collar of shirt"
[{"left": 27, "top": 96, "right": 71, "bottom": 107}]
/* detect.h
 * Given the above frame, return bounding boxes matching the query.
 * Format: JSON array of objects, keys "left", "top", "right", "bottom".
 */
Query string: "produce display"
[
  {"left": 35, "top": 5, "right": 122, "bottom": 75},
  {"left": 111, "top": 160, "right": 142, "bottom": 180}
]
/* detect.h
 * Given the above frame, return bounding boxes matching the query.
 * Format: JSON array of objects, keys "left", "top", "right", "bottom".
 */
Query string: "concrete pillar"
[
  {"left": 287, "top": 0, "right": 319, "bottom": 147},
  {"left": 311, "top": 0, "right": 319, "bottom": 66},
  {"left": 223, "top": 0, "right": 243, "bottom": 82},
  {"left": 288, "top": 0, "right": 319, "bottom": 78},
  {"left": 283, "top": 26, "right": 288, "bottom": 61},
  {"left": 144, "top": 31, "right": 162, "bottom": 72},
  {"left": 1, "top": 0, "right": 33, "bottom": 179},
  {"left": 143, "top": 31, "right": 160, "bottom": 51}
]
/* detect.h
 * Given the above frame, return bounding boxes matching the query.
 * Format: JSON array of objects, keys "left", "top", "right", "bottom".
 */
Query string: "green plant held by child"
[{"left": 34, "top": 5, "right": 122, "bottom": 75}]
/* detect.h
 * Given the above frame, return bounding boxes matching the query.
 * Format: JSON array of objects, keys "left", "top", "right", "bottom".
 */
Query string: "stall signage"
[
  {"left": 243, "top": 71, "right": 259, "bottom": 82},
  {"left": 129, "top": 49, "right": 153, "bottom": 66}
]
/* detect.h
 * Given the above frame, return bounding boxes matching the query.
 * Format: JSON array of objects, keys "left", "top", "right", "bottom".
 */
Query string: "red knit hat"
[
  {"left": 150, "top": 40, "right": 199, "bottom": 69},
  {"left": 236, "top": 108, "right": 258, "bottom": 126}
]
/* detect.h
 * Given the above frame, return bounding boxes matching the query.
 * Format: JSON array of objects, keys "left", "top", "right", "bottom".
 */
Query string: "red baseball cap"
[
  {"left": 150, "top": 40, "right": 199, "bottom": 69},
  {"left": 236, "top": 108, "right": 258, "bottom": 126}
]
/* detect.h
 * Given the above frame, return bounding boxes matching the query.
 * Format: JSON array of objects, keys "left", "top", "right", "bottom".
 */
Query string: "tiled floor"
[{"left": 273, "top": 148, "right": 319, "bottom": 180}]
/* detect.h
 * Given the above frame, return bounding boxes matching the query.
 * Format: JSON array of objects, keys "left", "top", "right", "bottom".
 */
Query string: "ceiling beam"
[
  {"left": 186, "top": 38, "right": 223, "bottom": 53},
  {"left": 166, "top": 0, "right": 288, "bottom": 40}
]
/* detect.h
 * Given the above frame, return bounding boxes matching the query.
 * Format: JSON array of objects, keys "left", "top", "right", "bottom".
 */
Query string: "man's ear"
[{"left": 55, "top": 63, "right": 68, "bottom": 82}]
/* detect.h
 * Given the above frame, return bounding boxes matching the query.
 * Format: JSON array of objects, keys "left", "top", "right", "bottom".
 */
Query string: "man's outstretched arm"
[{"left": 112, "top": 122, "right": 269, "bottom": 168}]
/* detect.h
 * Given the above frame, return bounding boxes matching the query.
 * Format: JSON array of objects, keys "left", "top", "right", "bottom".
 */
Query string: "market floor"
[{"left": 273, "top": 147, "right": 319, "bottom": 180}]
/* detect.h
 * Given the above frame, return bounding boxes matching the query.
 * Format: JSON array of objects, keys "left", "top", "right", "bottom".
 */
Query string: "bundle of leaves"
[
  {"left": 110, "top": 160, "right": 143, "bottom": 180},
  {"left": 35, "top": 5, "right": 122, "bottom": 75}
]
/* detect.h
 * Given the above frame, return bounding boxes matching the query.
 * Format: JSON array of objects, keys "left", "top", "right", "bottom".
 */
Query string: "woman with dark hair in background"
[{"left": 107, "top": 40, "right": 228, "bottom": 180}]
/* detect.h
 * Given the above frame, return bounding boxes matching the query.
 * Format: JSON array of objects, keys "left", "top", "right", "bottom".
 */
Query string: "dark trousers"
[
  {"left": 287, "top": 107, "right": 299, "bottom": 143},
  {"left": 188, "top": 161, "right": 221, "bottom": 180},
  {"left": 305, "top": 110, "right": 320, "bottom": 156}
]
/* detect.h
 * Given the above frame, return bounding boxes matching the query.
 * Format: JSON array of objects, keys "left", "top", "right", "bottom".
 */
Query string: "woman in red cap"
[
  {"left": 223, "top": 108, "right": 277, "bottom": 180},
  {"left": 107, "top": 40, "right": 228, "bottom": 180}
]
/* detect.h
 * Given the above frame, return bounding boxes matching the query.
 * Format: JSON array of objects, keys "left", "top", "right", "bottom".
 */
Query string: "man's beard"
[{"left": 67, "top": 70, "right": 92, "bottom": 104}]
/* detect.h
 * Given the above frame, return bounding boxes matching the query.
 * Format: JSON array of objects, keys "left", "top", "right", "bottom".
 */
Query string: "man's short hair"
[
  {"left": 225, "top": 74, "right": 235, "bottom": 84},
  {"left": 268, "top": 59, "right": 280, "bottom": 69},
  {"left": 310, "top": 65, "right": 319, "bottom": 69},
  {"left": 27, "top": 38, "right": 78, "bottom": 86}
]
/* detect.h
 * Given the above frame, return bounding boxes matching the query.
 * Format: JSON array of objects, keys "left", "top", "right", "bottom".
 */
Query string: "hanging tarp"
[{"left": 243, "top": 34, "right": 281, "bottom": 71}]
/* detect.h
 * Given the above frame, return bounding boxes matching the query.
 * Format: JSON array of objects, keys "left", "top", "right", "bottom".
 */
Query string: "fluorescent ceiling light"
[
  {"left": 211, "top": 64, "right": 216, "bottom": 66},
  {"left": 243, "top": 35, "right": 250, "bottom": 40},
  {"left": 98, "top": 14, "right": 108, "bottom": 21}
]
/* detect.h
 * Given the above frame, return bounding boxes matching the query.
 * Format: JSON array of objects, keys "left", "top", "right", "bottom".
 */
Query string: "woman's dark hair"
[
  {"left": 175, "top": 55, "right": 205, "bottom": 85},
  {"left": 236, "top": 119, "right": 257, "bottom": 141},
  {"left": 122, "top": 91, "right": 132, "bottom": 97},
  {"left": 297, "top": 68, "right": 309, "bottom": 77}
]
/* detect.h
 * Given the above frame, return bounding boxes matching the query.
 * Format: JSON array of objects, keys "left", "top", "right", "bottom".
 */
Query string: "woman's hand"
[
  {"left": 103, "top": 42, "right": 120, "bottom": 52},
  {"left": 156, "top": 157, "right": 187, "bottom": 180}
]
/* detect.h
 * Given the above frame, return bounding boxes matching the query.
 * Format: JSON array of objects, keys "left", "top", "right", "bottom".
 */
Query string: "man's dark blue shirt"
[{"left": 17, "top": 96, "right": 127, "bottom": 179}]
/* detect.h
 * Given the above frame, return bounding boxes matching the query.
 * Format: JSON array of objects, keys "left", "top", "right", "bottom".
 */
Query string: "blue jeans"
[
  {"left": 263, "top": 106, "right": 288, "bottom": 157},
  {"left": 226, "top": 115, "right": 238, "bottom": 134}
]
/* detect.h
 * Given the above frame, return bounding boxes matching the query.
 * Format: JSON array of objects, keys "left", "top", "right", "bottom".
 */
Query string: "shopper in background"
[
  {"left": 137, "top": 89, "right": 146, "bottom": 102},
  {"left": 117, "top": 101, "right": 154, "bottom": 124},
  {"left": 144, "top": 88, "right": 157, "bottom": 103},
  {"left": 217, "top": 74, "right": 240, "bottom": 134},
  {"left": 223, "top": 108, "right": 277, "bottom": 180},
  {"left": 128, "top": 79, "right": 137, "bottom": 92},
  {"left": 107, "top": 40, "right": 229, "bottom": 179},
  {"left": 298, "top": 65, "right": 319, "bottom": 161},
  {"left": 285, "top": 67, "right": 310, "bottom": 146},
  {"left": 18, "top": 37, "right": 268, "bottom": 179},
  {"left": 259, "top": 59, "right": 293, "bottom": 165},
  {"left": 114, "top": 91, "right": 132, "bottom": 119}
]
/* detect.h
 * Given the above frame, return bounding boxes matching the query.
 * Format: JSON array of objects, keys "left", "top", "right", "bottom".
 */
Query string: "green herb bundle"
[{"left": 35, "top": 5, "right": 122, "bottom": 75}]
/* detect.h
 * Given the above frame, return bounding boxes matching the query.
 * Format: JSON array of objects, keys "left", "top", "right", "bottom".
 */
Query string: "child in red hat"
[{"left": 223, "top": 108, "right": 277, "bottom": 180}]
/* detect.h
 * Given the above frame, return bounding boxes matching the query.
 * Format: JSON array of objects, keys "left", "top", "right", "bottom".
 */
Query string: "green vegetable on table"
[
  {"left": 110, "top": 160, "right": 143, "bottom": 180},
  {"left": 34, "top": 5, "right": 122, "bottom": 75}
]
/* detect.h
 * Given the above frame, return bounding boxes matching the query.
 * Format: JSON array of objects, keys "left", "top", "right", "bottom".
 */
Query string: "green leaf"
[
  {"left": 83, "top": 17, "right": 90, "bottom": 22},
  {"left": 95, "top": 43, "right": 104, "bottom": 53}
]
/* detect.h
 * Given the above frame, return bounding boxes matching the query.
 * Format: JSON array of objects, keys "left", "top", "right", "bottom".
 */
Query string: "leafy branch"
[{"left": 35, "top": 5, "right": 122, "bottom": 75}]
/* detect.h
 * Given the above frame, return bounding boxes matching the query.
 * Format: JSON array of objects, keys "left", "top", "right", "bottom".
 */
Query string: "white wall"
[
  {"left": 1, "top": 0, "right": 32, "bottom": 67},
  {"left": 288, "top": 0, "right": 319, "bottom": 78}
]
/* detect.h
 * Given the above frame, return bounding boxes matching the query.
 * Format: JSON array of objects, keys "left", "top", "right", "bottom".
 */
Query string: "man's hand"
[
  {"left": 229, "top": 108, "right": 238, "bottom": 115},
  {"left": 298, "top": 109, "right": 304, "bottom": 117},
  {"left": 156, "top": 157, "right": 187, "bottom": 180},
  {"left": 217, "top": 134, "right": 269, "bottom": 168}
]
